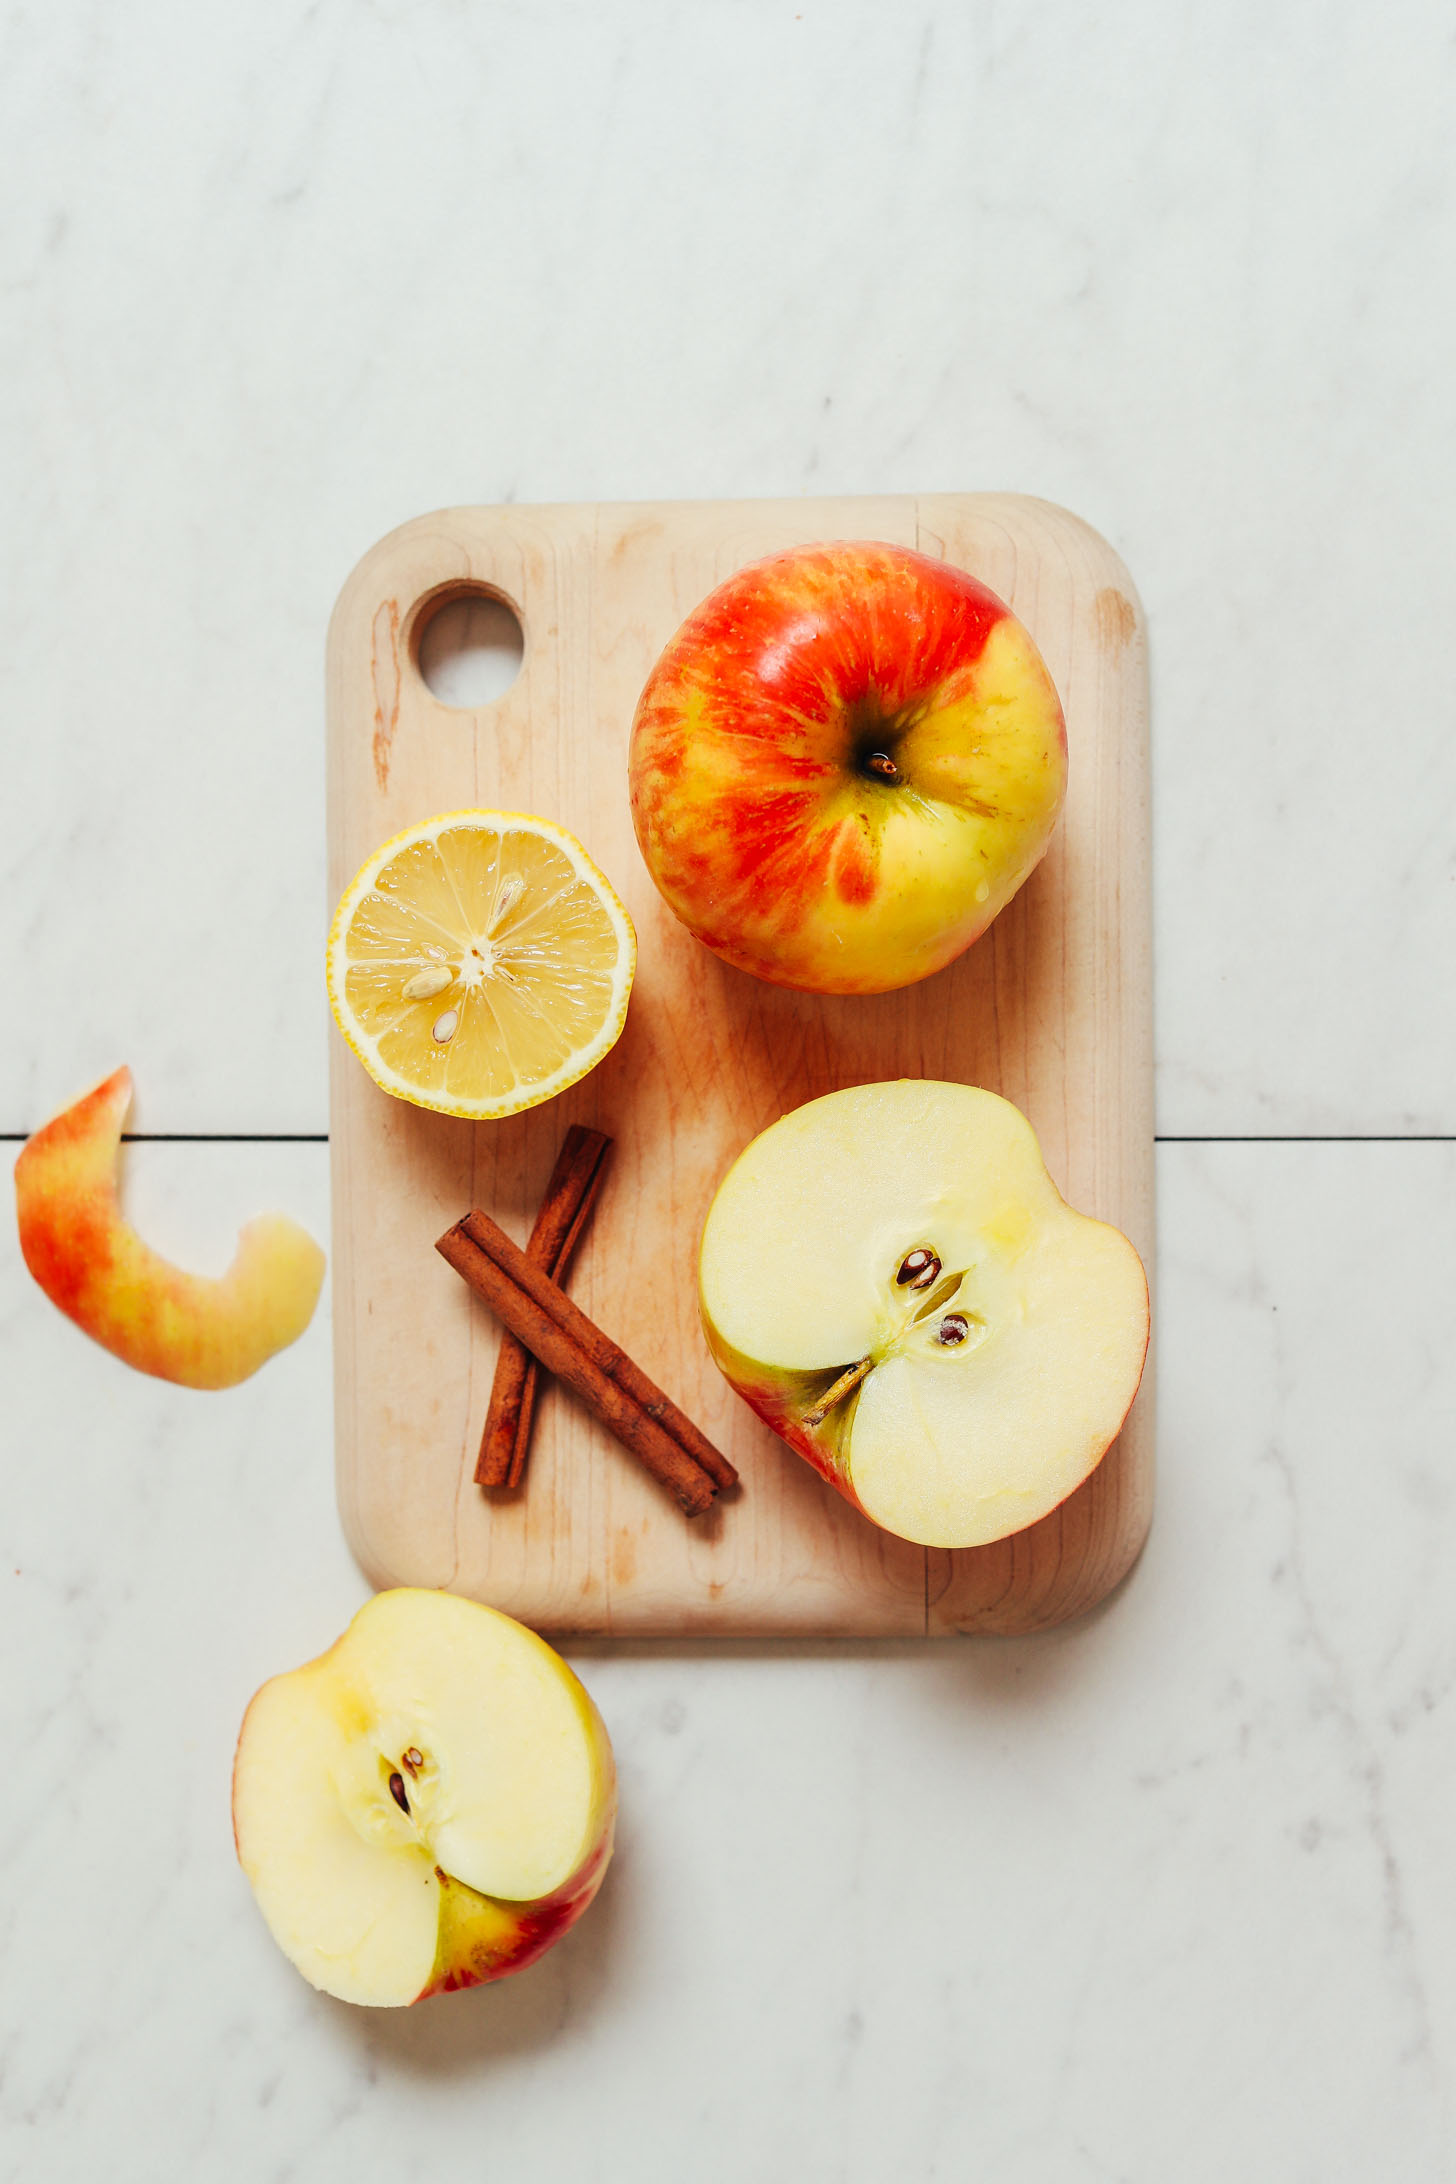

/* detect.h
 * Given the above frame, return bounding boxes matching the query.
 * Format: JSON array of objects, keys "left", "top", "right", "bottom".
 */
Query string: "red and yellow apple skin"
[
  {"left": 697, "top": 1328, "right": 872, "bottom": 1514},
  {"left": 422, "top": 1831, "right": 613, "bottom": 1998},
  {"left": 629, "top": 541, "right": 1067, "bottom": 995},
  {"left": 14, "top": 1067, "right": 325, "bottom": 1389}
]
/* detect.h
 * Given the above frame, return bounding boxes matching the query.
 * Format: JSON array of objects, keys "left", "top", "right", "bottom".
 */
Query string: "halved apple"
[
  {"left": 231, "top": 1589, "right": 616, "bottom": 2006},
  {"left": 699, "top": 1081, "right": 1149, "bottom": 1549},
  {"left": 13, "top": 1067, "right": 324, "bottom": 1388}
]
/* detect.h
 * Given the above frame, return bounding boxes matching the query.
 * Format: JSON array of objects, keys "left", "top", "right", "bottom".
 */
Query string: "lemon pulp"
[{"left": 327, "top": 812, "right": 635, "bottom": 1120}]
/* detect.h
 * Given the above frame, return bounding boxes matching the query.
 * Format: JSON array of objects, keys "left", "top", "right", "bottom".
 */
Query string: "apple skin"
[
  {"left": 629, "top": 541, "right": 1067, "bottom": 995},
  {"left": 700, "top": 1324, "right": 874, "bottom": 1516},
  {"left": 423, "top": 1831, "right": 614, "bottom": 1997},
  {"left": 14, "top": 1066, "right": 324, "bottom": 1388}
]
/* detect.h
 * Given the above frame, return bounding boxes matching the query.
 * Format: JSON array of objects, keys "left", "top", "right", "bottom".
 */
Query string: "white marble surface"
[
  {"left": 4, "top": 5, "right": 1456, "bottom": 2180},
  {"left": 4, "top": 1142, "right": 1455, "bottom": 2181},
  {"left": 3, "top": 1, "right": 1454, "bottom": 1134}
]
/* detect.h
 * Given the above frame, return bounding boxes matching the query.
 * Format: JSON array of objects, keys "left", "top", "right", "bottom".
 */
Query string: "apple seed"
[
  {"left": 935, "top": 1314, "right": 970, "bottom": 1347},
  {"left": 895, "top": 1247, "right": 941, "bottom": 1290},
  {"left": 402, "top": 1747, "right": 424, "bottom": 1775},
  {"left": 388, "top": 1770, "right": 411, "bottom": 1814}
]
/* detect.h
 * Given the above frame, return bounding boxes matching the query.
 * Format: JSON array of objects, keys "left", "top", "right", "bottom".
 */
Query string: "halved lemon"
[{"left": 327, "top": 811, "right": 636, "bottom": 1120}]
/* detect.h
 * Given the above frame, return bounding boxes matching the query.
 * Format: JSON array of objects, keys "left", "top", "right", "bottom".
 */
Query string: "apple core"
[
  {"left": 232, "top": 1589, "right": 616, "bottom": 2006},
  {"left": 699, "top": 1081, "right": 1150, "bottom": 1550}
]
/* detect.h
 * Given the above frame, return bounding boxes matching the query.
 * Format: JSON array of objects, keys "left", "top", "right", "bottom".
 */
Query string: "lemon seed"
[{"left": 493, "top": 872, "right": 525, "bottom": 923}]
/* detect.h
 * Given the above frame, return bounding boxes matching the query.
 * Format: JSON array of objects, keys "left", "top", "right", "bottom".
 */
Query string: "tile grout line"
[
  {"left": 2, "top": 1132, "right": 1453, "bottom": 1145},
  {"left": 1154, "top": 1134, "right": 1456, "bottom": 1144},
  {"left": 0, "top": 1132, "right": 330, "bottom": 1143}
]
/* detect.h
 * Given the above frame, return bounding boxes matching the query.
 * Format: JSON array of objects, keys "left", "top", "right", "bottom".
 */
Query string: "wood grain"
[{"left": 326, "top": 494, "right": 1154, "bottom": 1636}]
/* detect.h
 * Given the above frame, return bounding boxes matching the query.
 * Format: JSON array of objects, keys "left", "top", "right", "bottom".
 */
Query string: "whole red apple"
[{"left": 628, "top": 540, "right": 1067, "bottom": 994}]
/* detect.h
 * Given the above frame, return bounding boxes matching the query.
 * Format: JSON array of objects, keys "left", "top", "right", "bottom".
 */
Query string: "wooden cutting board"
[{"left": 326, "top": 494, "right": 1153, "bottom": 1637}]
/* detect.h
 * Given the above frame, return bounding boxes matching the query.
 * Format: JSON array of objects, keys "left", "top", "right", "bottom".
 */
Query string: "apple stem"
[{"left": 802, "top": 1355, "right": 874, "bottom": 1429}]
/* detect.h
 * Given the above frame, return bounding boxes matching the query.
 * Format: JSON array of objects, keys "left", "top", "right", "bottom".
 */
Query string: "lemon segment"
[{"left": 327, "top": 812, "right": 636, "bottom": 1120}]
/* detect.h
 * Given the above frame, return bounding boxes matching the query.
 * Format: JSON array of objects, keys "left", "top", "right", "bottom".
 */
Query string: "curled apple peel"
[{"left": 14, "top": 1067, "right": 325, "bottom": 1389}]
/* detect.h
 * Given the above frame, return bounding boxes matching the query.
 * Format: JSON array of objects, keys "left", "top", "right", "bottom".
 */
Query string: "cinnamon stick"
[
  {"left": 460, "top": 1208, "right": 739, "bottom": 1495},
  {"left": 476, "top": 1127, "right": 612, "bottom": 1490},
  {"left": 437, "top": 1217, "right": 736, "bottom": 1516}
]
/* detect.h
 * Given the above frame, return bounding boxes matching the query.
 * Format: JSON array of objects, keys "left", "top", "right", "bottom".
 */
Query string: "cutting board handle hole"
[{"left": 413, "top": 585, "right": 524, "bottom": 709}]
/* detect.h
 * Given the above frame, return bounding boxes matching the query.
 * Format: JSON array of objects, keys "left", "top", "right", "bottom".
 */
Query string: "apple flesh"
[
  {"left": 629, "top": 541, "right": 1066, "bottom": 995},
  {"left": 13, "top": 1067, "right": 324, "bottom": 1388},
  {"left": 232, "top": 1589, "right": 616, "bottom": 2006},
  {"left": 699, "top": 1081, "right": 1149, "bottom": 1549}
]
